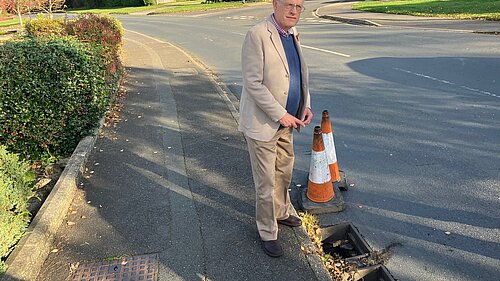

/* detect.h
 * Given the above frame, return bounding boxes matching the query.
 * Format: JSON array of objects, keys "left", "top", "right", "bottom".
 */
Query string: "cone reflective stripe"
[
  {"left": 321, "top": 110, "right": 341, "bottom": 183},
  {"left": 307, "top": 126, "right": 334, "bottom": 203}
]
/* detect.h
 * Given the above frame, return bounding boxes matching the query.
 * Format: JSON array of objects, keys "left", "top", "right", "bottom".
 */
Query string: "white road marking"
[
  {"left": 394, "top": 67, "right": 499, "bottom": 98},
  {"left": 301, "top": 45, "right": 351, "bottom": 57},
  {"left": 126, "top": 29, "right": 171, "bottom": 45}
]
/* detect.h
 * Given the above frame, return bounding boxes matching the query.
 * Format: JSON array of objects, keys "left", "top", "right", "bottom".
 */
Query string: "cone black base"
[
  {"left": 299, "top": 185, "right": 345, "bottom": 214},
  {"left": 334, "top": 170, "right": 349, "bottom": 191}
]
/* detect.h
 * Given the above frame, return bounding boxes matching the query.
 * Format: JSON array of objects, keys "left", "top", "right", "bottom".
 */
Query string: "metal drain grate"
[{"left": 70, "top": 253, "right": 158, "bottom": 281}]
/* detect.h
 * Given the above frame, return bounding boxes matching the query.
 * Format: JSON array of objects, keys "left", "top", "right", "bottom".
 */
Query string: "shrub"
[
  {"left": 121, "top": 0, "right": 144, "bottom": 6},
  {"left": 102, "top": 0, "right": 122, "bottom": 7},
  {"left": 25, "top": 15, "right": 66, "bottom": 37},
  {"left": 66, "top": 13, "right": 123, "bottom": 56},
  {"left": 24, "top": 14, "right": 124, "bottom": 68},
  {"left": 143, "top": 0, "right": 156, "bottom": 6},
  {"left": 66, "top": 0, "right": 144, "bottom": 8},
  {"left": 0, "top": 146, "right": 35, "bottom": 272},
  {"left": 24, "top": 14, "right": 125, "bottom": 95},
  {"left": 0, "top": 37, "right": 108, "bottom": 161},
  {"left": 65, "top": 13, "right": 124, "bottom": 90}
]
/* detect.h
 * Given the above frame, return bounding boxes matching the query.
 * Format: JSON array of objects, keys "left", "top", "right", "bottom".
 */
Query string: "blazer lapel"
[
  {"left": 267, "top": 17, "right": 289, "bottom": 75},
  {"left": 292, "top": 26, "right": 308, "bottom": 124},
  {"left": 292, "top": 26, "right": 306, "bottom": 80}
]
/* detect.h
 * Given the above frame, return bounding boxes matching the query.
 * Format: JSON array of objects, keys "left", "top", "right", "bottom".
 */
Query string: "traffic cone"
[
  {"left": 307, "top": 126, "right": 334, "bottom": 203},
  {"left": 321, "top": 110, "right": 341, "bottom": 182},
  {"left": 321, "top": 110, "right": 349, "bottom": 190}
]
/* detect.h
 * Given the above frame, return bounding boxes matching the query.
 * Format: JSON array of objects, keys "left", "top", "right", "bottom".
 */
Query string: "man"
[{"left": 239, "top": 0, "right": 313, "bottom": 257}]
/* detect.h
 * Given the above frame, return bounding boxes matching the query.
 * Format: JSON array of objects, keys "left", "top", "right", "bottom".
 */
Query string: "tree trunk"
[
  {"left": 16, "top": 6, "right": 23, "bottom": 26},
  {"left": 48, "top": 0, "right": 53, "bottom": 19}
]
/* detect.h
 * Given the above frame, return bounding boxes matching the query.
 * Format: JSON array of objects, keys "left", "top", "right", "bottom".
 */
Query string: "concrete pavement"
[{"left": 1, "top": 30, "right": 331, "bottom": 281}]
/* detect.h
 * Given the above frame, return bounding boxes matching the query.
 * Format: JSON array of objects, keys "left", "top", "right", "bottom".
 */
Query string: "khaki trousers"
[{"left": 246, "top": 127, "right": 294, "bottom": 241}]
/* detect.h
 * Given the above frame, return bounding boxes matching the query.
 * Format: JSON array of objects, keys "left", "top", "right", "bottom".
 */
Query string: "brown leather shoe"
[
  {"left": 262, "top": 240, "right": 284, "bottom": 257},
  {"left": 277, "top": 215, "right": 302, "bottom": 227}
]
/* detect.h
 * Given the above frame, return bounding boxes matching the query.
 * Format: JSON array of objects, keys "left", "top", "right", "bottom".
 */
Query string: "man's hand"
[
  {"left": 279, "top": 113, "right": 305, "bottom": 129},
  {"left": 301, "top": 107, "right": 313, "bottom": 125}
]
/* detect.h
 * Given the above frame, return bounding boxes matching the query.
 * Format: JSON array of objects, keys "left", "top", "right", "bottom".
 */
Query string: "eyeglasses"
[{"left": 281, "top": 1, "right": 306, "bottom": 12}]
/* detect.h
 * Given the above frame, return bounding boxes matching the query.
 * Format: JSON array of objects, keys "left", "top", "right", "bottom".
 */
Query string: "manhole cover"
[
  {"left": 172, "top": 68, "right": 198, "bottom": 76},
  {"left": 70, "top": 253, "right": 158, "bottom": 281}
]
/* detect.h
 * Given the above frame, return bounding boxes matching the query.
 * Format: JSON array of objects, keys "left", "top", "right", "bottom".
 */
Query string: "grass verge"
[
  {"left": 149, "top": 2, "right": 244, "bottom": 14},
  {"left": 66, "top": 2, "right": 187, "bottom": 14},
  {"left": 67, "top": 1, "right": 253, "bottom": 15},
  {"left": 0, "top": 19, "right": 20, "bottom": 27},
  {"left": 353, "top": 0, "right": 500, "bottom": 21}
]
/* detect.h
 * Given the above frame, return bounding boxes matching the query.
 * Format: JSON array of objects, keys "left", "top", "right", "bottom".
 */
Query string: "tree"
[
  {"left": 0, "top": 0, "right": 64, "bottom": 23},
  {"left": 0, "top": 0, "right": 32, "bottom": 25},
  {"left": 37, "top": 0, "right": 65, "bottom": 18}
]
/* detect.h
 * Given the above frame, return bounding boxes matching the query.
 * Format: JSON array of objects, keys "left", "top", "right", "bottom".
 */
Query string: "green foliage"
[
  {"left": 67, "top": 0, "right": 145, "bottom": 8},
  {"left": 66, "top": 13, "right": 124, "bottom": 86},
  {"left": 25, "top": 15, "right": 66, "bottom": 37},
  {"left": 23, "top": 13, "right": 124, "bottom": 103},
  {"left": 0, "top": 146, "right": 35, "bottom": 272},
  {"left": 0, "top": 13, "right": 124, "bottom": 271},
  {"left": 103, "top": 0, "right": 122, "bottom": 7},
  {"left": 143, "top": 0, "right": 156, "bottom": 6},
  {"left": 0, "top": 37, "right": 109, "bottom": 160},
  {"left": 120, "top": 0, "right": 144, "bottom": 6},
  {"left": 101, "top": 0, "right": 143, "bottom": 6}
]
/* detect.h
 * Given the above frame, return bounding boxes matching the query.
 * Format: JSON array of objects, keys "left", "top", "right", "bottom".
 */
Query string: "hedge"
[
  {"left": 0, "top": 37, "right": 109, "bottom": 161},
  {"left": 0, "top": 146, "right": 35, "bottom": 272},
  {"left": 26, "top": 14, "right": 124, "bottom": 95},
  {"left": 65, "top": 13, "right": 124, "bottom": 86},
  {"left": 67, "top": 0, "right": 144, "bottom": 8},
  {"left": 25, "top": 16, "right": 66, "bottom": 37}
]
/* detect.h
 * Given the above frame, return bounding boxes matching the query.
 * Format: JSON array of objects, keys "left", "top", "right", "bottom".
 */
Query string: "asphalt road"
[{"left": 115, "top": 2, "right": 500, "bottom": 280}]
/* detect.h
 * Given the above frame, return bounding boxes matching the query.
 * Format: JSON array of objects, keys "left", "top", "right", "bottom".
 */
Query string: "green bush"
[
  {"left": 24, "top": 14, "right": 124, "bottom": 93},
  {"left": 121, "top": 0, "right": 144, "bottom": 6},
  {"left": 102, "top": 0, "right": 122, "bottom": 7},
  {"left": 143, "top": 0, "right": 157, "bottom": 6},
  {"left": 66, "top": 13, "right": 123, "bottom": 58},
  {"left": 66, "top": 0, "right": 144, "bottom": 8},
  {"left": 0, "top": 37, "right": 108, "bottom": 161},
  {"left": 66, "top": 13, "right": 124, "bottom": 89},
  {"left": 0, "top": 146, "right": 35, "bottom": 272},
  {"left": 25, "top": 15, "right": 66, "bottom": 37},
  {"left": 102, "top": 0, "right": 143, "bottom": 6}
]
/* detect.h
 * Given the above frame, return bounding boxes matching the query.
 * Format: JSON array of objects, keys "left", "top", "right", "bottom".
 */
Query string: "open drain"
[
  {"left": 70, "top": 253, "right": 158, "bottom": 281},
  {"left": 322, "top": 223, "right": 371, "bottom": 263},
  {"left": 321, "top": 223, "right": 395, "bottom": 281}
]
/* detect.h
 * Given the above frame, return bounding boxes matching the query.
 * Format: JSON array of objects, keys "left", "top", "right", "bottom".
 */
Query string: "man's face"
[{"left": 273, "top": 0, "right": 305, "bottom": 30}]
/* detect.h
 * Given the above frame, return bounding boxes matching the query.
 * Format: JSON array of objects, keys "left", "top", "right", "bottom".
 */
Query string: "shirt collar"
[{"left": 271, "top": 14, "right": 292, "bottom": 38}]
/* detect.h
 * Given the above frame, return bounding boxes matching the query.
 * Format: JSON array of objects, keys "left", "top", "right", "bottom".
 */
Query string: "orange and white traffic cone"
[
  {"left": 307, "top": 126, "right": 334, "bottom": 203},
  {"left": 321, "top": 110, "right": 348, "bottom": 190},
  {"left": 321, "top": 110, "right": 341, "bottom": 182}
]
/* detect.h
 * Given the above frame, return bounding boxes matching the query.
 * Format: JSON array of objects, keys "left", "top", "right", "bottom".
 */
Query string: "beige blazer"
[{"left": 239, "top": 15, "right": 311, "bottom": 142}]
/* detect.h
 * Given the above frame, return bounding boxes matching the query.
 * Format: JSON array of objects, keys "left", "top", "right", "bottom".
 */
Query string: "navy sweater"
[{"left": 280, "top": 34, "right": 302, "bottom": 117}]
